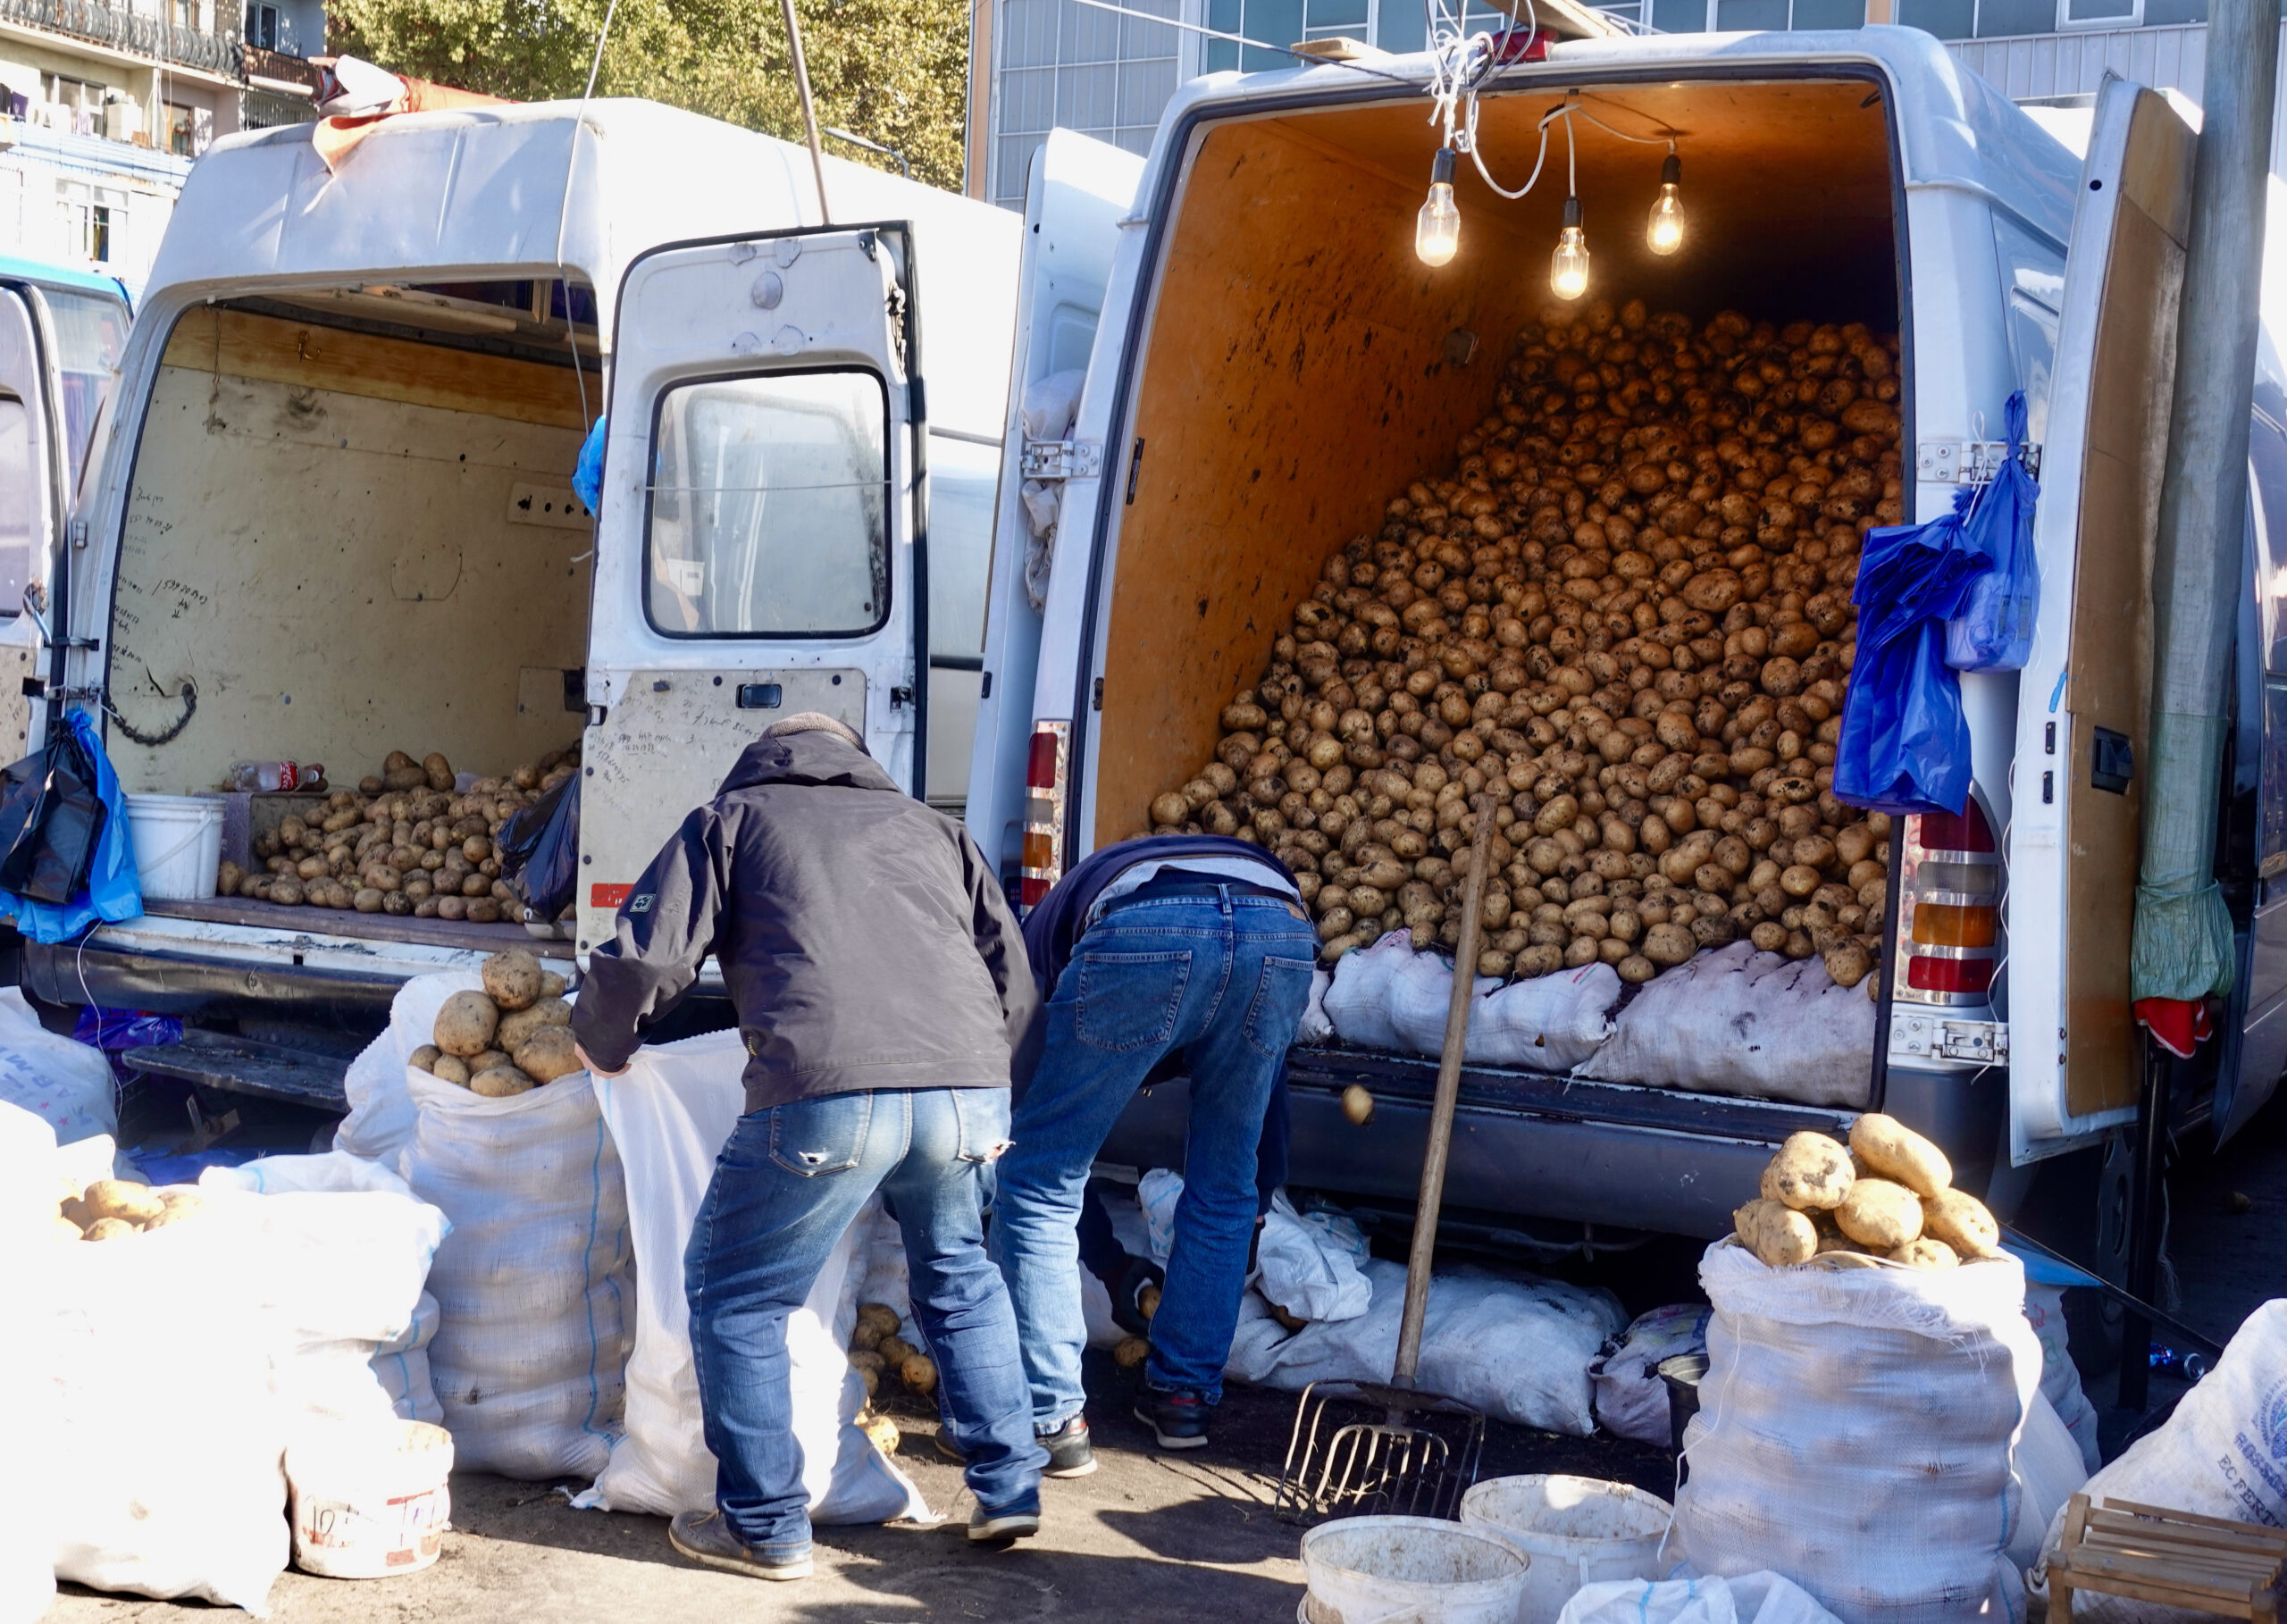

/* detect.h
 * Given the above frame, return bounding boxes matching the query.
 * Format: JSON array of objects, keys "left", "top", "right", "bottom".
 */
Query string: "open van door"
[
  {"left": 2006, "top": 81, "right": 2197, "bottom": 1165},
  {"left": 964, "top": 130, "right": 1144, "bottom": 897},
  {"left": 579, "top": 225, "right": 920, "bottom": 957},
  {"left": 0, "top": 288, "right": 66, "bottom": 762}
]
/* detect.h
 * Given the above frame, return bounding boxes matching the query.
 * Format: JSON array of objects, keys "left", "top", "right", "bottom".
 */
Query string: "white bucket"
[
  {"left": 287, "top": 1419, "right": 454, "bottom": 1579},
  {"left": 1301, "top": 1515, "right": 1530, "bottom": 1624},
  {"left": 1460, "top": 1475, "right": 1673, "bottom": 1624},
  {"left": 123, "top": 792, "right": 224, "bottom": 900}
]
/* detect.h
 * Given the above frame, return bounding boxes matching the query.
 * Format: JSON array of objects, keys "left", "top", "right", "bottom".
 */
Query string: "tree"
[{"left": 327, "top": 0, "right": 971, "bottom": 193}]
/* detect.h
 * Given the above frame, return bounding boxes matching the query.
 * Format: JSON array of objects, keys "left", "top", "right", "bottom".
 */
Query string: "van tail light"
[
  {"left": 1894, "top": 789, "right": 2002, "bottom": 1007},
  {"left": 1020, "top": 719, "right": 1071, "bottom": 913}
]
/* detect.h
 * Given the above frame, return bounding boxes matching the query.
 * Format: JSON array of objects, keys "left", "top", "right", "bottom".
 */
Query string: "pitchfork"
[{"left": 1274, "top": 797, "right": 1495, "bottom": 1522}]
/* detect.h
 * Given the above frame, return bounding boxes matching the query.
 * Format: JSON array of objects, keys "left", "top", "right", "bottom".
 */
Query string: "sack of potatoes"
[
  {"left": 55, "top": 1176, "right": 208, "bottom": 1241},
  {"left": 222, "top": 742, "right": 582, "bottom": 921},
  {"left": 1732, "top": 1113, "right": 2003, "bottom": 1272},
  {"left": 408, "top": 949, "right": 576, "bottom": 1097},
  {"left": 1141, "top": 300, "right": 1897, "bottom": 997}
]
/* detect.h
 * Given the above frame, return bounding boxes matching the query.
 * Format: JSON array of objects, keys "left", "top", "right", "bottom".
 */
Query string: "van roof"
[
  {"left": 143, "top": 97, "right": 1002, "bottom": 353},
  {"left": 0, "top": 253, "right": 131, "bottom": 306}
]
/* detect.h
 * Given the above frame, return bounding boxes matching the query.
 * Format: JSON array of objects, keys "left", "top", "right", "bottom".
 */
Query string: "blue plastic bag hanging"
[
  {"left": 572, "top": 414, "right": 607, "bottom": 515},
  {"left": 1834, "top": 490, "right": 1992, "bottom": 816},
  {"left": 1945, "top": 391, "right": 2040, "bottom": 671},
  {"left": 0, "top": 708, "right": 142, "bottom": 943}
]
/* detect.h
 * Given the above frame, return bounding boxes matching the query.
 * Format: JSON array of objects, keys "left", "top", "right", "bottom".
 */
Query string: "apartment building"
[
  {"left": 961, "top": 0, "right": 2277, "bottom": 206},
  {"left": 0, "top": 0, "right": 324, "bottom": 290}
]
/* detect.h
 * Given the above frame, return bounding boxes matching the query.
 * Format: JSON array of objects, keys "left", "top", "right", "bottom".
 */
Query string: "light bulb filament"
[
  {"left": 1646, "top": 148, "right": 1685, "bottom": 256},
  {"left": 1551, "top": 195, "right": 1589, "bottom": 300}
]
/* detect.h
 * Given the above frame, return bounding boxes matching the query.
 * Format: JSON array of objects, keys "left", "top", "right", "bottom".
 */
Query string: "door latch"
[
  {"left": 1916, "top": 440, "right": 2041, "bottom": 484},
  {"left": 1021, "top": 439, "right": 1102, "bottom": 481},
  {"left": 1889, "top": 1012, "right": 2010, "bottom": 1066}
]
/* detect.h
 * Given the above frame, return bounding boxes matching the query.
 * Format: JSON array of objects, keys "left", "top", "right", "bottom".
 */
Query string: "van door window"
[
  {"left": 645, "top": 369, "right": 888, "bottom": 638},
  {"left": 0, "top": 394, "right": 32, "bottom": 605},
  {"left": 42, "top": 288, "right": 127, "bottom": 494},
  {"left": 2252, "top": 413, "right": 2287, "bottom": 675},
  {"left": 927, "top": 433, "right": 998, "bottom": 665}
]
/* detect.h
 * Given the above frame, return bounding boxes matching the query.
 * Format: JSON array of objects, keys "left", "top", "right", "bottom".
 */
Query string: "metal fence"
[{"left": 0, "top": 0, "right": 243, "bottom": 80}]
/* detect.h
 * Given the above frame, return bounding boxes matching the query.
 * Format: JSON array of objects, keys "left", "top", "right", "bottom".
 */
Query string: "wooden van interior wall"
[{"left": 105, "top": 308, "right": 593, "bottom": 792}]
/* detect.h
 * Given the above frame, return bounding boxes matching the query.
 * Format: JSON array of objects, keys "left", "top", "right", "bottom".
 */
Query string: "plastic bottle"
[{"left": 224, "top": 761, "right": 325, "bottom": 792}]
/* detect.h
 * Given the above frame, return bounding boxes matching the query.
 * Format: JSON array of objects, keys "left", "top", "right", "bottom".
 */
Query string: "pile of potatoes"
[
  {"left": 218, "top": 744, "right": 579, "bottom": 921},
  {"left": 408, "top": 949, "right": 576, "bottom": 1099},
  {"left": 1732, "top": 1112, "right": 2001, "bottom": 1272},
  {"left": 1144, "top": 299, "right": 1901, "bottom": 994},
  {"left": 54, "top": 1177, "right": 205, "bottom": 1242},
  {"left": 847, "top": 1301, "right": 940, "bottom": 1400}
]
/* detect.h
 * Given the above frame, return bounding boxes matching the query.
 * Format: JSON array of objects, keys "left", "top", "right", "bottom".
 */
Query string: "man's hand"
[{"left": 574, "top": 1041, "right": 631, "bottom": 1079}]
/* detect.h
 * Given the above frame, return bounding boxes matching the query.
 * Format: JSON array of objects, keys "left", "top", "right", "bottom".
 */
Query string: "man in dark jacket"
[
  {"left": 570, "top": 713, "right": 1047, "bottom": 1578},
  {"left": 993, "top": 834, "right": 1317, "bottom": 1456}
]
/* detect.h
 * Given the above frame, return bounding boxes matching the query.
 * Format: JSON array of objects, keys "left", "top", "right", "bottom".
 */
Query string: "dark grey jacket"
[{"left": 570, "top": 731, "right": 1036, "bottom": 1113}]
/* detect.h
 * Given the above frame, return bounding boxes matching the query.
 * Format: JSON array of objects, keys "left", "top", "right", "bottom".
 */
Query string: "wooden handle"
[{"left": 1392, "top": 794, "right": 1495, "bottom": 1390}]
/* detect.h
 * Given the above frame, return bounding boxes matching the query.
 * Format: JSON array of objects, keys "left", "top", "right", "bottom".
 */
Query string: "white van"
[
  {"left": 962, "top": 26, "right": 2269, "bottom": 1259},
  {"left": 15, "top": 100, "right": 1018, "bottom": 1096}
]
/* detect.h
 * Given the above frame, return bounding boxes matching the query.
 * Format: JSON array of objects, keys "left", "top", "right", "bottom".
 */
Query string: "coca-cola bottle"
[{"left": 224, "top": 761, "right": 326, "bottom": 792}]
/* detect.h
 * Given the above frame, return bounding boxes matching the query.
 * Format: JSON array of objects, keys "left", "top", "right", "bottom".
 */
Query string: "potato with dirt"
[
  {"left": 1848, "top": 1112, "right": 1951, "bottom": 1198},
  {"left": 1733, "top": 1196, "right": 1819, "bottom": 1268},
  {"left": 433, "top": 991, "right": 501, "bottom": 1058},
  {"left": 1759, "top": 1131, "right": 1855, "bottom": 1211},
  {"left": 1835, "top": 1176, "right": 1923, "bottom": 1251}
]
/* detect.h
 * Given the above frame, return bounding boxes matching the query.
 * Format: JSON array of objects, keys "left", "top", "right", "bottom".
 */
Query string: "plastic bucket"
[
  {"left": 1460, "top": 1475, "right": 1674, "bottom": 1624},
  {"left": 123, "top": 793, "right": 224, "bottom": 900},
  {"left": 287, "top": 1419, "right": 454, "bottom": 1579},
  {"left": 1300, "top": 1515, "right": 1529, "bottom": 1624}
]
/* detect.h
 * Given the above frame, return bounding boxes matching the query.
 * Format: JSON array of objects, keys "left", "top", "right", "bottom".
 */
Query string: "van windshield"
[{"left": 44, "top": 288, "right": 126, "bottom": 492}]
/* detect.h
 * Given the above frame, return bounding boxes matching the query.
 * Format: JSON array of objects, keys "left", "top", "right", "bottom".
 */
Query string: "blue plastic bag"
[
  {"left": 572, "top": 414, "right": 606, "bottom": 515},
  {"left": 0, "top": 708, "right": 142, "bottom": 943},
  {"left": 1834, "top": 490, "right": 1992, "bottom": 816},
  {"left": 1945, "top": 391, "right": 2040, "bottom": 671}
]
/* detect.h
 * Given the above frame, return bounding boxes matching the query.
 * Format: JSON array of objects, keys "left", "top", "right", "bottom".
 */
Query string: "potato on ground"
[
  {"left": 1760, "top": 1132, "right": 1855, "bottom": 1211},
  {"left": 1835, "top": 1176, "right": 1923, "bottom": 1251},
  {"left": 1849, "top": 1112, "right": 1951, "bottom": 1198},
  {"left": 1921, "top": 1188, "right": 2000, "bottom": 1259},
  {"left": 1733, "top": 1197, "right": 1818, "bottom": 1268}
]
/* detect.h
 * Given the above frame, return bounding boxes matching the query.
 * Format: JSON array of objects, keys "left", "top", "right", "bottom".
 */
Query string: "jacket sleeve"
[
  {"left": 960, "top": 826, "right": 1040, "bottom": 1071},
  {"left": 569, "top": 804, "right": 726, "bottom": 1072}
]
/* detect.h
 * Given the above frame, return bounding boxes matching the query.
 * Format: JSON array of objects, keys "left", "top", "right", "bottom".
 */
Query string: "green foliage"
[{"left": 327, "top": 0, "right": 971, "bottom": 192}]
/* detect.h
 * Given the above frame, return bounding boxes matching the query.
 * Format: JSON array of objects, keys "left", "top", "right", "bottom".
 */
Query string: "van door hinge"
[
  {"left": 1916, "top": 440, "right": 2040, "bottom": 485},
  {"left": 67, "top": 516, "right": 86, "bottom": 548},
  {"left": 1889, "top": 1012, "right": 2010, "bottom": 1066},
  {"left": 1020, "top": 439, "right": 1102, "bottom": 481}
]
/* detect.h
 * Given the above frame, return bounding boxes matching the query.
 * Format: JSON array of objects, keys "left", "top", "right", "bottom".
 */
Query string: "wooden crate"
[{"left": 2048, "top": 1494, "right": 2287, "bottom": 1623}]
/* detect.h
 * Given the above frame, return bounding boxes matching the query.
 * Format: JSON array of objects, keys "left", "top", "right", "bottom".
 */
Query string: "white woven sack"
[
  {"left": 2, "top": 1103, "right": 59, "bottom": 1624},
  {"left": 336, "top": 970, "right": 484, "bottom": 1162},
  {"left": 1324, "top": 931, "right": 1412, "bottom": 1051},
  {"left": 1467, "top": 961, "right": 1621, "bottom": 1071},
  {"left": 2039, "top": 1300, "right": 2287, "bottom": 1624},
  {"left": 0, "top": 985, "right": 116, "bottom": 1146},
  {"left": 372, "top": 1292, "right": 444, "bottom": 1426},
  {"left": 1677, "top": 1240, "right": 2041, "bottom": 1624},
  {"left": 1581, "top": 942, "right": 1873, "bottom": 1107},
  {"left": 399, "top": 1060, "right": 632, "bottom": 1480},
  {"left": 572, "top": 1029, "right": 926, "bottom": 1523}
]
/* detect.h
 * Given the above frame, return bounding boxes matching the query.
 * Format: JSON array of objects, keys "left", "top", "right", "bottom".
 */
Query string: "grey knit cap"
[{"left": 766, "top": 711, "right": 867, "bottom": 753}]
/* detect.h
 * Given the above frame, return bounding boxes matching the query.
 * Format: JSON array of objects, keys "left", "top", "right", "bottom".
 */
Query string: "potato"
[
  {"left": 498, "top": 998, "right": 574, "bottom": 1052},
  {"left": 848, "top": 1349, "right": 887, "bottom": 1374},
  {"left": 540, "top": 971, "right": 567, "bottom": 1000},
  {"left": 466, "top": 899, "right": 502, "bottom": 925},
  {"left": 83, "top": 1216, "right": 138, "bottom": 1242},
  {"left": 514, "top": 1025, "right": 583, "bottom": 1084},
  {"left": 82, "top": 1179, "right": 164, "bottom": 1226},
  {"left": 1922, "top": 1188, "right": 2000, "bottom": 1259},
  {"left": 432, "top": 1053, "right": 472, "bottom": 1086},
  {"left": 1733, "top": 1197, "right": 1818, "bottom": 1268},
  {"left": 423, "top": 752, "right": 456, "bottom": 792},
  {"left": 482, "top": 948, "right": 544, "bottom": 1011},
  {"left": 1762, "top": 1132, "right": 1855, "bottom": 1211},
  {"left": 901, "top": 1355, "right": 937, "bottom": 1394},
  {"left": 1835, "top": 1176, "right": 1923, "bottom": 1250},
  {"left": 1341, "top": 1084, "right": 1375, "bottom": 1125},
  {"left": 1139, "top": 1282, "right": 1161, "bottom": 1320},
  {"left": 142, "top": 1201, "right": 203, "bottom": 1230},
  {"left": 1114, "top": 1335, "right": 1151, "bottom": 1369},
  {"left": 857, "top": 1302, "right": 902, "bottom": 1337},
  {"left": 878, "top": 1335, "right": 916, "bottom": 1368},
  {"left": 433, "top": 991, "right": 500, "bottom": 1057},
  {"left": 470, "top": 1065, "right": 534, "bottom": 1098},
  {"left": 1889, "top": 1237, "right": 1959, "bottom": 1270},
  {"left": 1848, "top": 1112, "right": 1951, "bottom": 1198}
]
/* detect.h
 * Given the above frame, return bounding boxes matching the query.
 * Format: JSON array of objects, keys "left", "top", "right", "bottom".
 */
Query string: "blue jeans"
[
  {"left": 993, "top": 890, "right": 1318, "bottom": 1424},
  {"left": 685, "top": 1087, "right": 1046, "bottom": 1554}
]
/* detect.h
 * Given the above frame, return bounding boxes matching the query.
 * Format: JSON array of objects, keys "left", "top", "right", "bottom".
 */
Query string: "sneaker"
[
  {"left": 1039, "top": 1415, "right": 1098, "bottom": 1478},
  {"left": 667, "top": 1509, "right": 813, "bottom": 1581},
  {"left": 933, "top": 1427, "right": 968, "bottom": 1468},
  {"left": 968, "top": 1498, "right": 1043, "bottom": 1543},
  {"left": 1132, "top": 1386, "right": 1211, "bottom": 1451}
]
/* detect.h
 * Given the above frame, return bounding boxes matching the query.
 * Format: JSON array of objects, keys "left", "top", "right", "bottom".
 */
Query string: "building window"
[
  {"left": 1897, "top": 0, "right": 2204, "bottom": 35},
  {"left": 45, "top": 75, "right": 100, "bottom": 113},
  {"left": 991, "top": 0, "right": 1181, "bottom": 207},
  {"left": 246, "top": 1, "right": 279, "bottom": 47},
  {"left": 58, "top": 183, "right": 119, "bottom": 264},
  {"left": 1638, "top": 0, "right": 1864, "bottom": 24},
  {"left": 165, "top": 103, "right": 193, "bottom": 155}
]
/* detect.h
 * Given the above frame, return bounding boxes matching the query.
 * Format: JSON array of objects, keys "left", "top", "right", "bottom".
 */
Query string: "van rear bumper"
[{"left": 1099, "top": 1047, "right": 1972, "bottom": 1240}]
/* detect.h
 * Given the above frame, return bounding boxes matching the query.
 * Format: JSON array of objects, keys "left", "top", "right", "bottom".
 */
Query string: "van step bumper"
[
  {"left": 1100, "top": 1045, "right": 1858, "bottom": 1240},
  {"left": 120, "top": 1030, "right": 350, "bottom": 1113}
]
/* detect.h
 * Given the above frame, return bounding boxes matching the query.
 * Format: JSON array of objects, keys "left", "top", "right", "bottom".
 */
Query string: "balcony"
[
  {"left": 244, "top": 43, "right": 319, "bottom": 90},
  {"left": 0, "top": 0, "right": 243, "bottom": 80}
]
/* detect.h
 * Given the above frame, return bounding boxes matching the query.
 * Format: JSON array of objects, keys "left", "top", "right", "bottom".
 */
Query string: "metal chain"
[{"left": 104, "top": 678, "right": 197, "bottom": 748}]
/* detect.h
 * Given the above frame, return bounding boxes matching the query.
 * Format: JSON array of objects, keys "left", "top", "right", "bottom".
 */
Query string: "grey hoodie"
[{"left": 570, "top": 730, "right": 1036, "bottom": 1113}]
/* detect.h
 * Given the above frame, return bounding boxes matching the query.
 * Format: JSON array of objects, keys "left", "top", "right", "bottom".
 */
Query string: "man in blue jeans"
[
  {"left": 994, "top": 836, "right": 1318, "bottom": 1455},
  {"left": 571, "top": 713, "right": 1047, "bottom": 1579}
]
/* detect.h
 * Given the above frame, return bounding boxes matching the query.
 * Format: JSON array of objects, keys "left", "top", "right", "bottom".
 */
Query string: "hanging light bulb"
[
  {"left": 1646, "top": 147, "right": 1685, "bottom": 256},
  {"left": 1550, "top": 195, "right": 1589, "bottom": 300},
  {"left": 1416, "top": 148, "right": 1461, "bottom": 268}
]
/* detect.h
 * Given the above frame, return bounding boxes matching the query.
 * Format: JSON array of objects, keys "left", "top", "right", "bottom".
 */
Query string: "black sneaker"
[
  {"left": 1039, "top": 1415, "right": 1098, "bottom": 1478},
  {"left": 667, "top": 1509, "right": 813, "bottom": 1580},
  {"left": 1132, "top": 1386, "right": 1211, "bottom": 1451},
  {"left": 968, "top": 1498, "right": 1043, "bottom": 1542}
]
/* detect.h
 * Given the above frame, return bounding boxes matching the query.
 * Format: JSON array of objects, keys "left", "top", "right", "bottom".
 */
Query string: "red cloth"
[{"left": 2133, "top": 996, "right": 2213, "bottom": 1059}]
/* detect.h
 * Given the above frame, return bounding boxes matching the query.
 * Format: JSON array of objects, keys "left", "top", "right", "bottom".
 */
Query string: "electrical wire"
[
  {"left": 1056, "top": 0, "right": 1425, "bottom": 86},
  {"left": 554, "top": 0, "right": 623, "bottom": 432}
]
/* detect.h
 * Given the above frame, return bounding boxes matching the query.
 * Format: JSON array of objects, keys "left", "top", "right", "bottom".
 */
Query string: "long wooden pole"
[{"left": 777, "top": 0, "right": 833, "bottom": 224}]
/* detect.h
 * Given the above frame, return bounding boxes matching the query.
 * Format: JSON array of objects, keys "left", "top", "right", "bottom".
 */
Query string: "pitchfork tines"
[{"left": 1275, "top": 1381, "right": 1487, "bottom": 1522}]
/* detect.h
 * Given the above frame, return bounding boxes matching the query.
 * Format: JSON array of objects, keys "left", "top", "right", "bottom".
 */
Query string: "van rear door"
[
  {"left": 580, "top": 225, "right": 919, "bottom": 957},
  {"left": 964, "top": 130, "right": 1144, "bottom": 894},
  {"left": 2006, "top": 82, "right": 2197, "bottom": 1163},
  {"left": 0, "top": 285, "right": 74, "bottom": 760}
]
